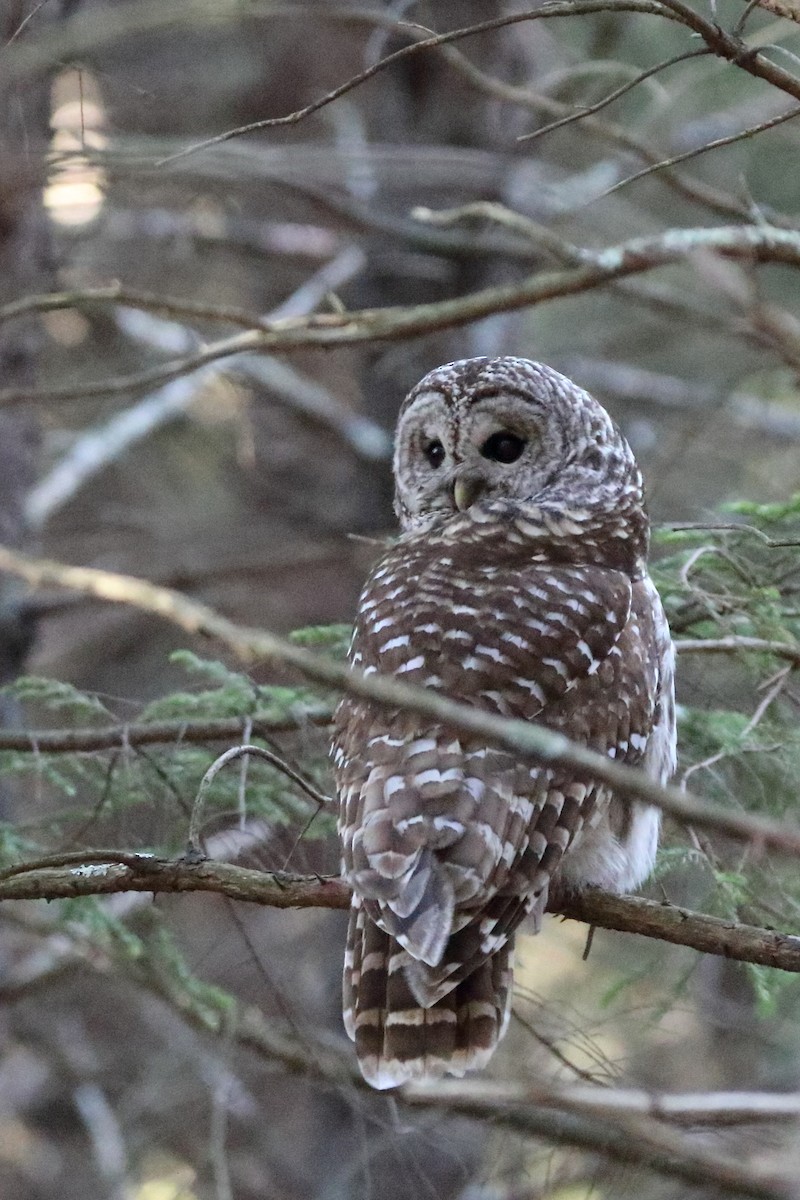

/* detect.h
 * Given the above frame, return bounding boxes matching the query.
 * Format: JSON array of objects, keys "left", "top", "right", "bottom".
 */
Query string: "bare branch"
[
  {"left": 25, "top": 247, "right": 381, "bottom": 526},
  {"left": 2, "top": 545, "right": 800, "bottom": 855},
  {"left": 5, "top": 224, "right": 800, "bottom": 408},
  {"left": 0, "top": 285, "right": 278, "bottom": 332},
  {"left": 674, "top": 636, "right": 800, "bottom": 666},
  {"left": 553, "top": 889, "right": 800, "bottom": 972},
  {"left": 0, "top": 856, "right": 350, "bottom": 908},
  {"left": 25, "top": 374, "right": 205, "bottom": 529},
  {"left": 187, "top": 743, "right": 331, "bottom": 854},
  {"left": 600, "top": 103, "right": 800, "bottom": 200},
  {"left": 123, "top": 953, "right": 790, "bottom": 1199},
  {"left": 402, "top": 1086, "right": 794, "bottom": 1198},
  {"left": 3, "top": 855, "right": 799, "bottom": 1198},
  {"left": 153, "top": 2, "right": 683, "bottom": 166},
  {"left": 433, "top": 41, "right": 798, "bottom": 228},
  {"left": 655, "top": 0, "right": 800, "bottom": 102},
  {"left": 0, "top": 711, "right": 333, "bottom": 755},
  {"left": 0, "top": 638, "right": 787, "bottom": 760},
  {"left": 406, "top": 1077, "right": 800, "bottom": 1126},
  {"left": 517, "top": 46, "right": 711, "bottom": 144},
  {"left": 2, "top": 854, "right": 800, "bottom": 974}
]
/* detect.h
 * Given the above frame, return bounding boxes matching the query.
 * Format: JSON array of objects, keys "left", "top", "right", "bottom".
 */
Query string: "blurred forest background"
[{"left": 3, "top": 1, "right": 800, "bottom": 1198}]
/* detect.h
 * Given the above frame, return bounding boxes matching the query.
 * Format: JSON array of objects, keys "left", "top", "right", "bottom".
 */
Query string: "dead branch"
[
  {"left": 601, "top": 103, "right": 800, "bottom": 200},
  {"left": 153, "top": 2, "right": 684, "bottom": 166},
  {"left": 674, "top": 637, "right": 800, "bottom": 666},
  {"left": 0, "top": 637, "right": 789, "bottom": 759},
  {"left": 0, "top": 711, "right": 332, "bottom": 755},
  {"left": 406, "top": 1078, "right": 800, "bottom": 1126},
  {"left": 2, "top": 543, "right": 800, "bottom": 854},
  {"left": 130, "top": 955, "right": 795, "bottom": 1200},
  {"left": 4, "top": 223, "right": 800, "bottom": 408},
  {"left": 401, "top": 1088, "right": 792, "bottom": 1199},
  {"left": 1, "top": 853, "right": 800, "bottom": 974},
  {"left": 517, "top": 46, "right": 712, "bottom": 144}
]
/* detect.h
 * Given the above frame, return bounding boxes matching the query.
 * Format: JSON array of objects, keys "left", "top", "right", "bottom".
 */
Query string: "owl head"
[{"left": 392, "top": 357, "right": 647, "bottom": 569}]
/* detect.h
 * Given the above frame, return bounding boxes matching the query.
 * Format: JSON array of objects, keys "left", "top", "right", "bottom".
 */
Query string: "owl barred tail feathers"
[{"left": 332, "top": 357, "right": 676, "bottom": 1090}]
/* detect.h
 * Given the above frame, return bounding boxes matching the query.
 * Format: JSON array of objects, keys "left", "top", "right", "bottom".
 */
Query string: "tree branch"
[
  {"left": 153, "top": 1, "right": 683, "bottom": 166},
  {"left": 127, "top": 946, "right": 797, "bottom": 1200},
  {"left": 0, "top": 712, "right": 333, "bottom": 754},
  {"left": 0, "top": 638, "right": 789, "bottom": 757},
  {"left": 553, "top": 888, "right": 800, "bottom": 971},
  {"left": 656, "top": 0, "right": 800, "bottom": 103},
  {"left": 674, "top": 636, "right": 800, "bottom": 666},
  {"left": 3, "top": 852, "right": 795, "bottom": 1197},
  {"left": 2, "top": 853, "right": 799, "bottom": 974},
  {"left": 401, "top": 1088, "right": 793, "bottom": 1199},
  {"left": 406, "top": 1077, "right": 800, "bottom": 1126},
  {"left": 3, "top": 223, "right": 800, "bottom": 406},
  {"left": 3, "top": 544, "right": 800, "bottom": 855}
]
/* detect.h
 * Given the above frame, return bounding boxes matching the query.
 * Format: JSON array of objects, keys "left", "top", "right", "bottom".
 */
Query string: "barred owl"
[{"left": 332, "top": 357, "right": 675, "bottom": 1090}]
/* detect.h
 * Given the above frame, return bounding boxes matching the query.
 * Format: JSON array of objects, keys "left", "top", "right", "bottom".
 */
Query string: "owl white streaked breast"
[{"left": 332, "top": 356, "right": 676, "bottom": 1090}]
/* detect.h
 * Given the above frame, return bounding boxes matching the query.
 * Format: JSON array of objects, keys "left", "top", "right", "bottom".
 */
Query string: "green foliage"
[
  {"left": 289, "top": 623, "right": 352, "bottom": 658},
  {"left": 0, "top": 650, "right": 334, "bottom": 857},
  {"left": 726, "top": 493, "right": 800, "bottom": 522},
  {"left": 139, "top": 649, "right": 329, "bottom": 723},
  {"left": 652, "top": 509, "right": 800, "bottom": 646},
  {"left": 652, "top": 502, "right": 800, "bottom": 1012},
  {"left": 2, "top": 675, "right": 113, "bottom": 720},
  {"left": 60, "top": 893, "right": 146, "bottom": 961}
]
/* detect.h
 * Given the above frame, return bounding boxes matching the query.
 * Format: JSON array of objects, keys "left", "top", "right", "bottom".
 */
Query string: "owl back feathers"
[{"left": 333, "top": 357, "right": 676, "bottom": 1089}]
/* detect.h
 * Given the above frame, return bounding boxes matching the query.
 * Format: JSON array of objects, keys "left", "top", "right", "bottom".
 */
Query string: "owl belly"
[{"left": 554, "top": 799, "right": 660, "bottom": 892}]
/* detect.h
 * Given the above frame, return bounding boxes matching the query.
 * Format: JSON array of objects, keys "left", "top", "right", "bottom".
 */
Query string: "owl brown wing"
[{"left": 333, "top": 542, "right": 638, "bottom": 975}]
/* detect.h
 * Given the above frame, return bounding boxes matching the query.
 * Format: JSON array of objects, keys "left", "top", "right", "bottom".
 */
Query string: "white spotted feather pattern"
[{"left": 332, "top": 357, "right": 676, "bottom": 1089}]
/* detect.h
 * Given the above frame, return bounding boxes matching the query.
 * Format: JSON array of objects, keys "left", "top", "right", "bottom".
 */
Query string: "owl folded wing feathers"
[{"left": 334, "top": 553, "right": 643, "bottom": 997}]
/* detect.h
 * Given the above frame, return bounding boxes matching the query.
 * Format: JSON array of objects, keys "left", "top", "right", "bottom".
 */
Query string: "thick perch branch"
[
  {"left": 2, "top": 544, "right": 800, "bottom": 855},
  {"left": 3, "top": 853, "right": 800, "bottom": 974}
]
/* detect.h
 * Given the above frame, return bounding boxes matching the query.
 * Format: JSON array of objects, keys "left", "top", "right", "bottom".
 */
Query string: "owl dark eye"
[
  {"left": 481, "top": 431, "right": 526, "bottom": 464},
  {"left": 423, "top": 439, "right": 445, "bottom": 468}
]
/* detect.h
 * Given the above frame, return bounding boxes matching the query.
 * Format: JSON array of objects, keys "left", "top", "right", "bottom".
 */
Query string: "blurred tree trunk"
[{"left": 0, "top": 1, "right": 49, "bottom": 685}]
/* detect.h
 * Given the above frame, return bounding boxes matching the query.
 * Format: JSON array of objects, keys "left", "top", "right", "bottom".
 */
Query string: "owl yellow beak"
[{"left": 453, "top": 474, "right": 486, "bottom": 512}]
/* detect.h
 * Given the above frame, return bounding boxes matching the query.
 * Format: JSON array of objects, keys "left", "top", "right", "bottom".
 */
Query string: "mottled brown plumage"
[{"left": 332, "top": 357, "right": 675, "bottom": 1089}]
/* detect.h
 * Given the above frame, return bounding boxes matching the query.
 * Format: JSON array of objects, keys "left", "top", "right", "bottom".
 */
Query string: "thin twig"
[
  {"left": 26, "top": 248, "right": 376, "bottom": 526},
  {"left": 117, "top": 955, "right": 793, "bottom": 1199},
  {"left": 433, "top": 38, "right": 797, "bottom": 228},
  {"left": 187, "top": 744, "right": 332, "bottom": 855},
  {"left": 404, "top": 1077, "right": 800, "bottom": 1126},
  {"left": 154, "top": 2, "right": 683, "bottom": 166},
  {"left": 517, "top": 46, "right": 711, "bottom": 144},
  {"left": 0, "top": 285, "right": 280, "bottom": 331},
  {"left": 599, "top": 103, "right": 800, "bottom": 200},
  {"left": 674, "top": 637, "right": 800, "bottom": 666}
]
